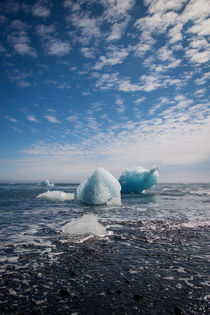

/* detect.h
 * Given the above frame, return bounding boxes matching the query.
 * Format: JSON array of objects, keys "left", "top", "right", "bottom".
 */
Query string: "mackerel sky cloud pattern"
[{"left": 0, "top": 0, "right": 209, "bottom": 182}]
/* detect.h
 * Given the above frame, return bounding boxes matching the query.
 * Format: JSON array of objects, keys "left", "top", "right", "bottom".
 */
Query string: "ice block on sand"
[
  {"left": 77, "top": 167, "right": 121, "bottom": 205},
  {"left": 62, "top": 214, "right": 106, "bottom": 236},
  {"left": 119, "top": 166, "right": 159, "bottom": 194}
]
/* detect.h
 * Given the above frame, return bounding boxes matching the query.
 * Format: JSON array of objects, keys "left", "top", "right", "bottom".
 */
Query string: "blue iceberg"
[
  {"left": 119, "top": 166, "right": 159, "bottom": 194},
  {"left": 77, "top": 167, "right": 121, "bottom": 205},
  {"left": 39, "top": 179, "right": 54, "bottom": 187}
]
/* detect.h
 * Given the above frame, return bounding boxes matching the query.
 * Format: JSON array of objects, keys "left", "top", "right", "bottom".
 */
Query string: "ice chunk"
[
  {"left": 77, "top": 167, "right": 121, "bottom": 205},
  {"left": 39, "top": 179, "right": 54, "bottom": 187},
  {"left": 119, "top": 166, "right": 159, "bottom": 194},
  {"left": 62, "top": 214, "right": 106, "bottom": 236},
  {"left": 36, "top": 190, "right": 74, "bottom": 201}
]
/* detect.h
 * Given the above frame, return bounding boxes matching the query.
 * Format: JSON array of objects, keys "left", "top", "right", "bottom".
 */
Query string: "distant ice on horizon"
[
  {"left": 39, "top": 179, "right": 54, "bottom": 187},
  {"left": 77, "top": 167, "right": 121, "bottom": 205},
  {"left": 119, "top": 166, "right": 159, "bottom": 194},
  {"left": 36, "top": 190, "right": 74, "bottom": 201}
]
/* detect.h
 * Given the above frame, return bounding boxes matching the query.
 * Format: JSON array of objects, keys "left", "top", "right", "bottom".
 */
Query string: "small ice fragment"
[
  {"left": 119, "top": 166, "right": 159, "bottom": 194},
  {"left": 39, "top": 179, "right": 54, "bottom": 187},
  {"left": 77, "top": 167, "right": 121, "bottom": 205},
  {"left": 62, "top": 214, "right": 106, "bottom": 236},
  {"left": 36, "top": 190, "right": 74, "bottom": 201}
]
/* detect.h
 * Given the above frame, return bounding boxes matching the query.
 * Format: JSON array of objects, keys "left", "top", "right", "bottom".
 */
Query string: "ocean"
[{"left": 0, "top": 183, "right": 209, "bottom": 314}]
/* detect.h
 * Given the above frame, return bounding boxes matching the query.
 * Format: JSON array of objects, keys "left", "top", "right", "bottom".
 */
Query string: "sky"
[{"left": 0, "top": 0, "right": 210, "bottom": 183}]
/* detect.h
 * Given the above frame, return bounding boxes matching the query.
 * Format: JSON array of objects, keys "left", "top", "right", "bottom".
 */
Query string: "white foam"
[
  {"left": 62, "top": 214, "right": 106, "bottom": 236},
  {"left": 36, "top": 190, "right": 74, "bottom": 201}
]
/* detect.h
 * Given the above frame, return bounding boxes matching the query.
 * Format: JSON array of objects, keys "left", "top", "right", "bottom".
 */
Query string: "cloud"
[
  {"left": 44, "top": 38, "right": 71, "bottom": 57},
  {"left": 17, "top": 97, "right": 210, "bottom": 182},
  {"left": 8, "top": 70, "right": 32, "bottom": 88},
  {"left": 7, "top": 20, "right": 37, "bottom": 57},
  {"left": 27, "top": 115, "right": 40, "bottom": 123},
  {"left": 168, "top": 23, "right": 183, "bottom": 43},
  {"left": 5, "top": 115, "right": 18, "bottom": 123},
  {"left": 102, "top": 0, "right": 135, "bottom": 22},
  {"left": 93, "top": 47, "right": 129, "bottom": 70},
  {"left": 32, "top": 1, "right": 51, "bottom": 18},
  {"left": 44, "top": 115, "right": 59, "bottom": 123},
  {"left": 81, "top": 47, "right": 97, "bottom": 58},
  {"left": 69, "top": 12, "right": 101, "bottom": 44},
  {"left": 36, "top": 24, "right": 55, "bottom": 36},
  {"left": 188, "top": 18, "right": 210, "bottom": 36},
  {"left": 181, "top": 0, "right": 210, "bottom": 23},
  {"left": 106, "top": 20, "right": 128, "bottom": 41}
]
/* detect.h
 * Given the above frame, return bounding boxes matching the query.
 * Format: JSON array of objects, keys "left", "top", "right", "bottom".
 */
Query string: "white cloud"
[
  {"left": 181, "top": 0, "right": 210, "bottom": 23},
  {"left": 185, "top": 47, "right": 210, "bottom": 65},
  {"left": 36, "top": 24, "right": 55, "bottom": 36},
  {"left": 5, "top": 115, "right": 18, "bottom": 123},
  {"left": 7, "top": 20, "right": 37, "bottom": 57},
  {"left": 188, "top": 18, "right": 210, "bottom": 36},
  {"left": 44, "top": 115, "right": 59, "bottom": 123},
  {"left": 93, "top": 48, "right": 129, "bottom": 70},
  {"left": 144, "top": 0, "right": 187, "bottom": 14},
  {"left": 168, "top": 23, "right": 183, "bottom": 43},
  {"left": 16, "top": 98, "right": 210, "bottom": 181},
  {"left": 32, "top": 1, "right": 51, "bottom": 18},
  {"left": 70, "top": 12, "right": 101, "bottom": 44},
  {"left": 8, "top": 70, "right": 32, "bottom": 88},
  {"left": 45, "top": 39, "right": 71, "bottom": 57},
  {"left": 81, "top": 47, "right": 96, "bottom": 58},
  {"left": 27, "top": 115, "right": 39, "bottom": 123},
  {"left": 194, "top": 72, "right": 210, "bottom": 85},
  {"left": 57, "top": 82, "right": 71, "bottom": 89},
  {"left": 102, "top": 0, "right": 135, "bottom": 22},
  {"left": 139, "top": 74, "right": 163, "bottom": 92},
  {"left": 106, "top": 20, "right": 128, "bottom": 41}
]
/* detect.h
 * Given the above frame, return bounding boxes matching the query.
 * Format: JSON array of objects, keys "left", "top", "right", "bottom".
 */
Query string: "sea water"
[{"left": 0, "top": 183, "right": 209, "bottom": 314}]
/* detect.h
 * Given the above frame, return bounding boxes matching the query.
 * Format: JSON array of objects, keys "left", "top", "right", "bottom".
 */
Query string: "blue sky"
[{"left": 0, "top": 0, "right": 210, "bottom": 183}]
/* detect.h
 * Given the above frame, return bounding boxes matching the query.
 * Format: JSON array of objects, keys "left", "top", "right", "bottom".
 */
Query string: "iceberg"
[
  {"left": 36, "top": 190, "right": 74, "bottom": 201},
  {"left": 77, "top": 167, "right": 121, "bottom": 205},
  {"left": 119, "top": 166, "right": 159, "bottom": 194},
  {"left": 62, "top": 214, "right": 106, "bottom": 236},
  {"left": 39, "top": 179, "right": 54, "bottom": 187}
]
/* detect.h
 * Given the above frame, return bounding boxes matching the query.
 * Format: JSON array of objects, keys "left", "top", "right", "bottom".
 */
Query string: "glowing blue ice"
[
  {"left": 39, "top": 179, "right": 54, "bottom": 187},
  {"left": 119, "top": 166, "right": 159, "bottom": 194},
  {"left": 77, "top": 167, "right": 121, "bottom": 205}
]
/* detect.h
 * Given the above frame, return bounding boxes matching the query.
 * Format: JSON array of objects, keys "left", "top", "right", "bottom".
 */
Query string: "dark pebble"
[
  {"left": 174, "top": 307, "right": 182, "bottom": 314},
  {"left": 116, "top": 290, "right": 122, "bottom": 295},
  {"left": 107, "top": 288, "right": 112, "bottom": 294},
  {"left": 68, "top": 269, "right": 76, "bottom": 276},
  {"left": 133, "top": 294, "right": 144, "bottom": 301},
  {"left": 59, "top": 289, "right": 70, "bottom": 297}
]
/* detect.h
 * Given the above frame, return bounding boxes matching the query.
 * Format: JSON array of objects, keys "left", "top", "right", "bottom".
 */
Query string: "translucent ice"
[
  {"left": 62, "top": 214, "right": 106, "bottom": 236},
  {"left": 36, "top": 190, "right": 74, "bottom": 201},
  {"left": 119, "top": 166, "right": 159, "bottom": 194},
  {"left": 39, "top": 179, "right": 54, "bottom": 187},
  {"left": 77, "top": 167, "right": 121, "bottom": 205}
]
